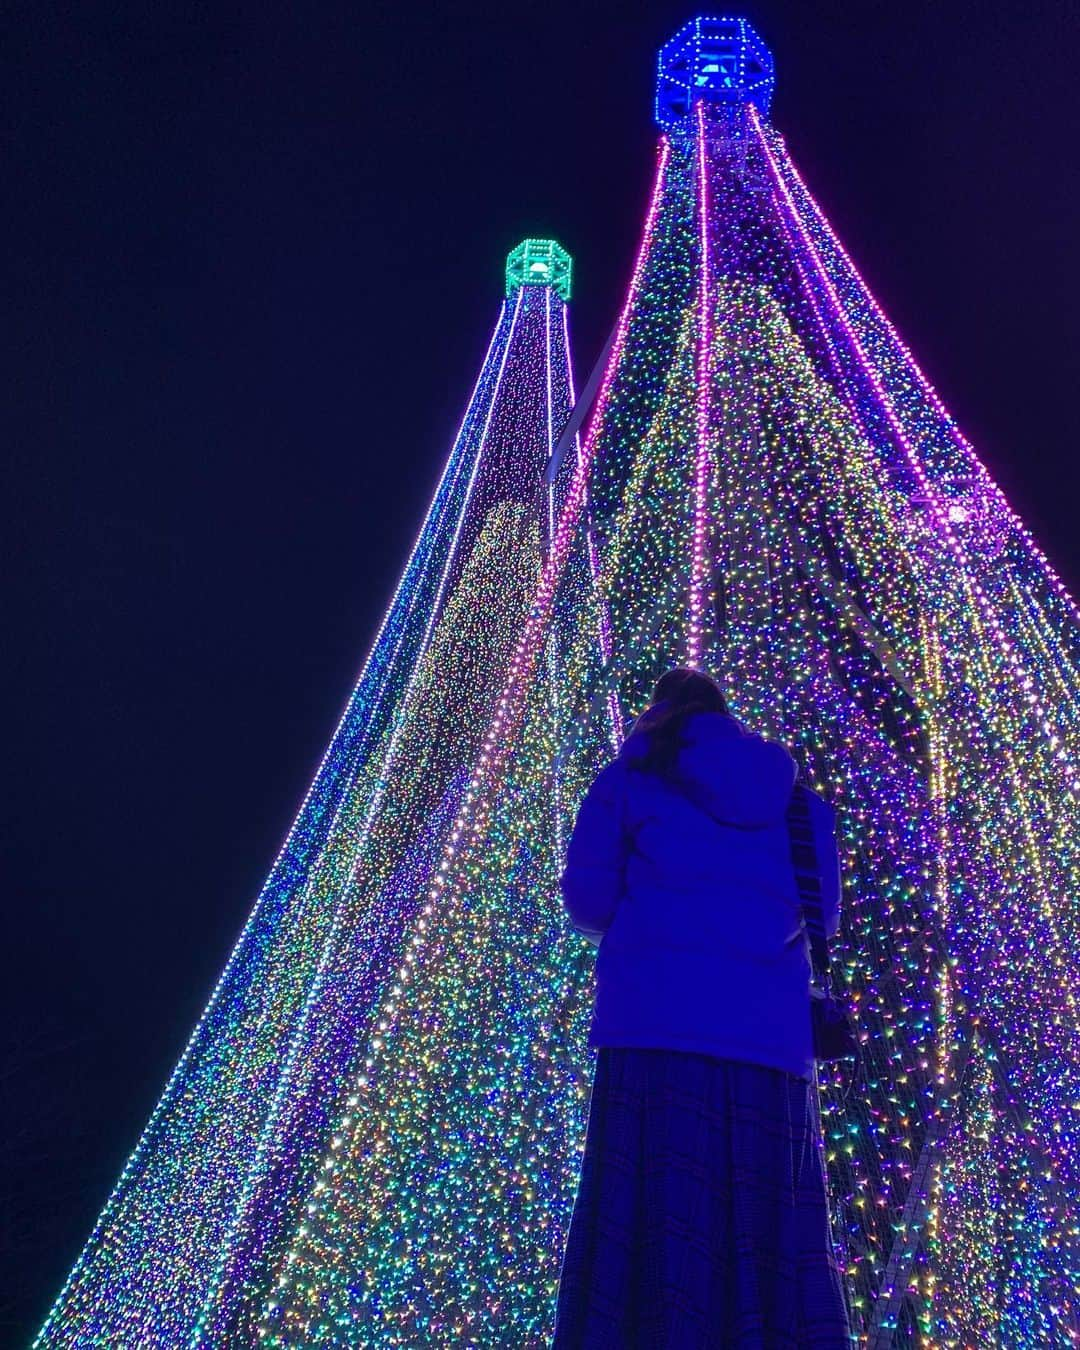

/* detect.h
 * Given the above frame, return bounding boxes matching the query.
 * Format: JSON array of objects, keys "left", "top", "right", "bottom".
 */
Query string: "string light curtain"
[
  {"left": 38, "top": 15, "right": 1079, "bottom": 1347},
  {"left": 35, "top": 243, "right": 583, "bottom": 1347}
]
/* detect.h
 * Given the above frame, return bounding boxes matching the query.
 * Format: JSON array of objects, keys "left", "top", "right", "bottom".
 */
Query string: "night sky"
[{"left": 4, "top": 0, "right": 1079, "bottom": 1340}]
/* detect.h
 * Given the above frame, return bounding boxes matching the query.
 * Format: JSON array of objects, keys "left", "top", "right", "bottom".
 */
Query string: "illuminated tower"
[
  {"left": 35, "top": 240, "right": 583, "bottom": 1346},
  {"left": 38, "top": 13, "right": 1080, "bottom": 1347},
  {"left": 251, "top": 17, "right": 1075, "bottom": 1349}
]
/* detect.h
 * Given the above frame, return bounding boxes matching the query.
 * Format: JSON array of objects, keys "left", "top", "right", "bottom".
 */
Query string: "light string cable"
[{"left": 305, "top": 297, "right": 517, "bottom": 818}]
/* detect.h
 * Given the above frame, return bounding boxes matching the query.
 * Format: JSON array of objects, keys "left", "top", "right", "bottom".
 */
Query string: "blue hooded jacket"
[{"left": 560, "top": 711, "right": 841, "bottom": 1081}]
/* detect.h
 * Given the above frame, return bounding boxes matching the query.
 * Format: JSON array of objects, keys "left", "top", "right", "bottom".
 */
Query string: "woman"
[{"left": 552, "top": 668, "right": 852, "bottom": 1348}]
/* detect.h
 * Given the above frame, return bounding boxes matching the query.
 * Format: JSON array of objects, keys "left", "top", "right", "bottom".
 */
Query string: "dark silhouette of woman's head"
[{"left": 631, "top": 667, "right": 729, "bottom": 775}]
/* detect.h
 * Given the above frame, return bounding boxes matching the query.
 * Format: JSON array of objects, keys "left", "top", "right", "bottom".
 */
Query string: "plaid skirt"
[{"left": 552, "top": 1049, "right": 852, "bottom": 1349}]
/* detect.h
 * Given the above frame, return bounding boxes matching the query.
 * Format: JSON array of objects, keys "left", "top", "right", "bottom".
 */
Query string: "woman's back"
[
  {"left": 561, "top": 711, "right": 841, "bottom": 1081},
  {"left": 554, "top": 674, "right": 853, "bottom": 1348}
]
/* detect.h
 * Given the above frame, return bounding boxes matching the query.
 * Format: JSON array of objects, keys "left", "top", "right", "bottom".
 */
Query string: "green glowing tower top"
[{"left": 505, "top": 238, "right": 572, "bottom": 301}]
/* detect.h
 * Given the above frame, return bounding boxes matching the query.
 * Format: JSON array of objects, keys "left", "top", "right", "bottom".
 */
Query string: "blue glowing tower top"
[{"left": 655, "top": 15, "right": 775, "bottom": 128}]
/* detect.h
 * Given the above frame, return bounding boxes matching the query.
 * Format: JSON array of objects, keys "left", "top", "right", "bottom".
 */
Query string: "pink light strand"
[
  {"left": 545, "top": 287, "right": 556, "bottom": 551},
  {"left": 750, "top": 106, "right": 1079, "bottom": 796},
  {"left": 687, "top": 99, "right": 713, "bottom": 667}
]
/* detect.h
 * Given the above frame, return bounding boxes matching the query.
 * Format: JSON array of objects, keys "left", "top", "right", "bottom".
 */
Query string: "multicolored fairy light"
[
  {"left": 38, "top": 16, "right": 1079, "bottom": 1349},
  {"left": 33, "top": 241, "right": 585, "bottom": 1347},
  {"left": 687, "top": 96, "right": 713, "bottom": 667}
]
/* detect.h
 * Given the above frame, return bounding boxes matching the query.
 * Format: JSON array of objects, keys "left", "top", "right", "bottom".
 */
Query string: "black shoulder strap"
[{"left": 786, "top": 783, "right": 831, "bottom": 989}]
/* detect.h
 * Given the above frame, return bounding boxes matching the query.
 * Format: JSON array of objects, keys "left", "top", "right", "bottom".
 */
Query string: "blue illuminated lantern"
[{"left": 655, "top": 15, "right": 775, "bottom": 128}]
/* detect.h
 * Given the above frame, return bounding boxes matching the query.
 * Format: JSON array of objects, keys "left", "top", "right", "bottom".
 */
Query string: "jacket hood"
[{"left": 620, "top": 710, "right": 797, "bottom": 828}]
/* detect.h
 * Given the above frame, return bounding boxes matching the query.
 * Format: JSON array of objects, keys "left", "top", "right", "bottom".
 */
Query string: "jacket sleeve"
[
  {"left": 560, "top": 762, "right": 627, "bottom": 946},
  {"left": 807, "top": 791, "right": 842, "bottom": 939}
]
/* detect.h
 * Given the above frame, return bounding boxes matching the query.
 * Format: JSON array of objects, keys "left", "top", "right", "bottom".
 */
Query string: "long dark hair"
[{"left": 630, "top": 667, "right": 729, "bottom": 776}]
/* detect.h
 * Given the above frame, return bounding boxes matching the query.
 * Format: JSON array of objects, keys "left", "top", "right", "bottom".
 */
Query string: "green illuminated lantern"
[{"left": 505, "top": 237, "right": 572, "bottom": 301}]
